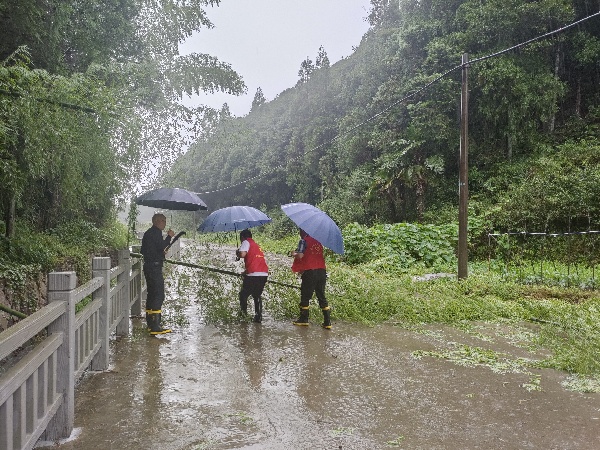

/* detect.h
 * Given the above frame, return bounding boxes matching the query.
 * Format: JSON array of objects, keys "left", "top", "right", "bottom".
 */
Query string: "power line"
[
  {"left": 489, "top": 230, "right": 600, "bottom": 237},
  {"left": 194, "top": 11, "right": 600, "bottom": 196},
  {"left": 469, "top": 11, "right": 600, "bottom": 65}
]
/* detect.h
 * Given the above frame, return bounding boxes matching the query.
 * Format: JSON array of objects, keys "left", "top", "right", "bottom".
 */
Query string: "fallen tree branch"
[{"left": 130, "top": 252, "right": 300, "bottom": 290}]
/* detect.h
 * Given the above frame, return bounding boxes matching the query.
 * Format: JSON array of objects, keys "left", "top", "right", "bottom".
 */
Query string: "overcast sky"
[{"left": 179, "top": 0, "right": 372, "bottom": 117}]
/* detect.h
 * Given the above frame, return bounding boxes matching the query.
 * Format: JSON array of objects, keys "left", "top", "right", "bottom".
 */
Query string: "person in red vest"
[
  {"left": 236, "top": 229, "right": 269, "bottom": 322},
  {"left": 290, "top": 229, "right": 331, "bottom": 329}
]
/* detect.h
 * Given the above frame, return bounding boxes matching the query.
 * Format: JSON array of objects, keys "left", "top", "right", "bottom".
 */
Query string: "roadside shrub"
[
  {"left": 343, "top": 222, "right": 458, "bottom": 272},
  {"left": 260, "top": 208, "right": 298, "bottom": 239},
  {"left": 1, "top": 219, "right": 129, "bottom": 284},
  {"left": 49, "top": 219, "right": 127, "bottom": 252},
  {"left": 2, "top": 225, "right": 61, "bottom": 270}
]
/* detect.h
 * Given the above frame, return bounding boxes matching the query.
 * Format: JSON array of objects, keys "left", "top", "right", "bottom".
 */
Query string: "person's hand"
[{"left": 167, "top": 229, "right": 175, "bottom": 237}]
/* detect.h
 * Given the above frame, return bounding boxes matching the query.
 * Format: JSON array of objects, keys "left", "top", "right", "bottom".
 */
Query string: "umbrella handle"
[{"left": 164, "top": 231, "right": 186, "bottom": 253}]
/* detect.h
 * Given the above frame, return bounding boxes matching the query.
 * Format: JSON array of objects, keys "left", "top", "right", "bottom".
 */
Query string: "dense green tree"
[
  {"left": 315, "top": 46, "right": 330, "bottom": 69},
  {"left": 489, "top": 138, "right": 600, "bottom": 231},
  {"left": 297, "top": 57, "right": 315, "bottom": 84},
  {"left": 0, "top": 0, "right": 140, "bottom": 74},
  {"left": 0, "top": 49, "right": 125, "bottom": 235},
  {"left": 251, "top": 87, "right": 266, "bottom": 111},
  {"left": 0, "top": 0, "right": 246, "bottom": 236}
]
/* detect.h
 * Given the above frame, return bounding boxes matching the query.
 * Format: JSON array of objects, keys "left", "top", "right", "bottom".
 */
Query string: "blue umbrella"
[
  {"left": 198, "top": 206, "right": 272, "bottom": 233},
  {"left": 280, "top": 202, "right": 344, "bottom": 254}
]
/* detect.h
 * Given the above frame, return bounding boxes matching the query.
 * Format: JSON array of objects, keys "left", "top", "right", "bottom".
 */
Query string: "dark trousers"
[
  {"left": 300, "top": 268, "right": 328, "bottom": 308},
  {"left": 143, "top": 264, "right": 165, "bottom": 311},
  {"left": 239, "top": 275, "right": 267, "bottom": 309}
]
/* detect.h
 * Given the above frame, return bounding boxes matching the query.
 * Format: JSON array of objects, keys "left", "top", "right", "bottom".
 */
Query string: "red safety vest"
[
  {"left": 244, "top": 238, "right": 269, "bottom": 274},
  {"left": 292, "top": 235, "right": 326, "bottom": 273}
]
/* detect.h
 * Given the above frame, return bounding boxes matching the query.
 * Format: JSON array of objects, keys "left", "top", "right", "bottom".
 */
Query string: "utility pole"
[{"left": 458, "top": 53, "right": 469, "bottom": 280}]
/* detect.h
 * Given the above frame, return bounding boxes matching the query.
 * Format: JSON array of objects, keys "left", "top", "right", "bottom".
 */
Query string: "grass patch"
[
  {"left": 561, "top": 374, "right": 600, "bottom": 393},
  {"left": 412, "top": 343, "right": 543, "bottom": 391}
]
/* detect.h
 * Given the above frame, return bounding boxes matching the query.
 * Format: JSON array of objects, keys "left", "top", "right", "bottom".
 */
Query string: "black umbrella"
[{"left": 135, "top": 187, "right": 208, "bottom": 211}]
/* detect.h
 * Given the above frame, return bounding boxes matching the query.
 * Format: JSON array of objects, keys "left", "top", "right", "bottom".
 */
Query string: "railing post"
[
  {"left": 44, "top": 271, "right": 76, "bottom": 441},
  {"left": 117, "top": 249, "right": 131, "bottom": 336},
  {"left": 91, "top": 257, "right": 111, "bottom": 371}
]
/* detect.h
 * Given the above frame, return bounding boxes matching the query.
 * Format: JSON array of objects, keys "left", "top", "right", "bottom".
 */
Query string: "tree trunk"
[
  {"left": 415, "top": 173, "right": 426, "bottom": 223},
  {"left": 384, "top": 187, "right": 397, "bottom": 222},
  {"left": 575, "top": 77, "right": 581, "bottom": 117},
  {"left": 549, "top": 47, "right": 561, "bottom": 132},
  {"left": 507, "top": 109, "right": 513, "bottom": 160}
]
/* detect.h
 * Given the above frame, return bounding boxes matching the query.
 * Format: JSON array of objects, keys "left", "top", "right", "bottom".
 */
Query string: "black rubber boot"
[
  {"left": 293, "top": 307, "right": 310, "bottom": 326},
  {"left": 239, "top": 295, "right": 248, "bottom": 317},
  {"left": 145, "top": 309, "right": 152, "bottom": 330},
  {"left": 321, "top": 306, "right": 332, "bottom": 329},
  {"left": 148, "top": 312, "right": 172, "bottom": 335},
  {"left": 253, "top": 298, "right": 263, "bottom": 323},
  {"left": 157, "top": 310, "right": 168, "bottom": 328}
]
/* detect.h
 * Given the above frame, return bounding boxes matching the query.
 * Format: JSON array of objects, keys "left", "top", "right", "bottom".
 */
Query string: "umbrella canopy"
[
  {"left": 135, "top": 187, "right": 208, "bottom": 211},
  {"left": 198, "top": 206, "right": 272, "bottom": 233},
  {"left": 280, "top": 202, "right": 344, "bottom": 254}
]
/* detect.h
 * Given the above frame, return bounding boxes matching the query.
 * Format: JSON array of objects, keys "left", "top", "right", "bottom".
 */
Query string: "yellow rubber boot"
[
  {"left": 321, "top": 306, "right": 332, "bottom": 329},
  {"left": 293, "top": 306, "right": 310, "bottom": 326}
]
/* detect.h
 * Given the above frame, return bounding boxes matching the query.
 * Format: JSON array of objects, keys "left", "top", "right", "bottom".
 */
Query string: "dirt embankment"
[
  {"left": 0, "top": 248, "right": 118, "bottom": 332},
  {"left": 0, "top": 273, "right": 46, "bottom": 332}
]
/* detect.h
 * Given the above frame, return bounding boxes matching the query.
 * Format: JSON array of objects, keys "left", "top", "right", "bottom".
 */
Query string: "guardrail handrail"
[{"left": 0, "top": 236, "right": 175, "bottom": 450}]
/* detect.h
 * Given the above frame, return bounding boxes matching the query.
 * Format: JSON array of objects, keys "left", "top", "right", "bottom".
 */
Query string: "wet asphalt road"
[{"left": 37, "top": 313, "right": 600, "bottom": 449}]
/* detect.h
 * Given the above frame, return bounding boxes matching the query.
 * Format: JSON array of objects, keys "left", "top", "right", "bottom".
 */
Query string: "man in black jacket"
[{"left": 141, "top": 213, "right": 174, "bottom": 335}]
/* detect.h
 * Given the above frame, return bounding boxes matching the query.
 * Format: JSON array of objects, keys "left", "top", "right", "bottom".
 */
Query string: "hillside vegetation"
[{"left": 168, "top": 0, "right": 600, "bottom": 236}]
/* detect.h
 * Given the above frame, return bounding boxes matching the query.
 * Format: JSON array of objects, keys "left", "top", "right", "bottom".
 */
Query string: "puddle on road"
[{"left": 36, "top": 243, "right": 600, "bottom": 449}]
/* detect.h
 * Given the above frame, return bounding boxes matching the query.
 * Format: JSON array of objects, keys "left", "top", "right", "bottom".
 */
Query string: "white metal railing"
[{"left": 0, "top": 238, "right": 172, "bottom": 449}]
